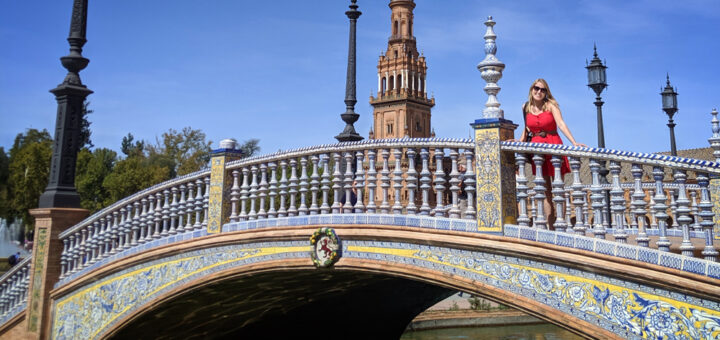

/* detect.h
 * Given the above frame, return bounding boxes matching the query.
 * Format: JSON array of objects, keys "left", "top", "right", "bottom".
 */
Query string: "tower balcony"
[
  {"left": 370, "top": 90, "right": 434, "bottom": 106},
  {"left": 388, "top": 35, "right": 416, "bottom": 43}
]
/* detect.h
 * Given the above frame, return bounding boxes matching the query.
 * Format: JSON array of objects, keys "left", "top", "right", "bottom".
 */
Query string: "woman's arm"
[{"left": 549, "top": 104, "right": 587, "bottom": 147}]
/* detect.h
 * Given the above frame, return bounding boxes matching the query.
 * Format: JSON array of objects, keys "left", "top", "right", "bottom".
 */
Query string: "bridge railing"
[
  {"left": 502, "top": 141, "right": 720, "bottom": 262},
  {"left": 224, "top": 138, "right": 476, "bottom": 221},
  {"left": 56, "top": 169, "right": 212, "bottom": 281},
  {"left": 0, "top": 256, "right": 30, "bottom": 324}
]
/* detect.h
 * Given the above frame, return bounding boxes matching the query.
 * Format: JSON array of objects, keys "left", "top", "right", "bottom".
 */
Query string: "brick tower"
[{"left": 370, "top": 0, "right": 434, "bottom": 140}]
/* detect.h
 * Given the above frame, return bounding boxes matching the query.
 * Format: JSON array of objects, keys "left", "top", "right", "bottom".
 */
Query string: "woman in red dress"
[{"left": 517, "top": 78, "right": 586, "bottom": 228}]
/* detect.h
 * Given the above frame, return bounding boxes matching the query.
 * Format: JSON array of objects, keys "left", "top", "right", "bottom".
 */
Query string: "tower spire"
[
  {"left": 370, "top": 0, "right": 434, "bottom": 139},
  {"left": 335, "top": 0, "right": 364, "bottom": 143}
]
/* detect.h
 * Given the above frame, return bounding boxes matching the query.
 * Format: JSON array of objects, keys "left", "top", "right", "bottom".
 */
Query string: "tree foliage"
[
  {"left": 75, "top": 148, "right": 117, "bottom": 212},
  {"left": 240, "top": 138, "right": 261, "bottom": 158},
  {"left": 0, "top": 147, "right": 10, "bottom": 220},
  {"left": 7, "top": 129, "right": 52, "bottom": 230},
  {"left": 148, "top": 127, "right": 212, "bottom": 176}
]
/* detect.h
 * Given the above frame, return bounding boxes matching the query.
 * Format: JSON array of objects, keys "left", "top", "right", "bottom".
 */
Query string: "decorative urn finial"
[{"left": 477, "top": 16, "right": 505, "bottom": 119}]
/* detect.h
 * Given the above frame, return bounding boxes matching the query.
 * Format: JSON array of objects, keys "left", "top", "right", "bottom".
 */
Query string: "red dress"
[{"left": 526, "top": 111, "right": 570, "bottom": 178}]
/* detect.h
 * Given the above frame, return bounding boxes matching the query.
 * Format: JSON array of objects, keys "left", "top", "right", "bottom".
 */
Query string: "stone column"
[
  {"left": 26, "top": 208, "right": 88, "bottom": 339},
  {"left": 207, "top": 139, "right": 243, "bottom": 234},
  {"left": 472, "top": 119, "right": 517, "bottom": 233}
]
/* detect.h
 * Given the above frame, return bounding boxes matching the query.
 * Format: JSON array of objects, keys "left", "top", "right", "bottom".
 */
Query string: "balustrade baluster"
[
  {"left": 675, "top": 170, "right": 695, "bottom": 257},
  {"left": 589, "top": 159, "right": 605, "bottom": 238},
  {"left": 288, "top": 158, "right": 299, "bottom": 216},
  {"left": 528, "top": 187, "right": 537, "bottom": 226},
  {"left": 230, "top": 170, "right": 241, "bottom": 223},
  {"left": 652, "top": 167, "right": 671, "bottom": 252},
  {"left": 433, "top": 148, "right": 445, "bottom": 217},
  {"left": 240, "top": 168, "right": 250, "bottom": 220},
  {"left": 184, "top": 184, "right": 194, "bottom": 231},
  {"left": 355, "top": 150, "right": 365, "bottom": 213},
  {"left": 697, "top": 172, "right": 719, "bottom": 261},
  {"left": 177, "top": 185, "right": 186, "bottom": 233},
  {"left": 631, "top": 164, "right": 650, "bottom": 247},
  {"left": 60, "top": 238, "right": 69, "bottom": 278},
  {"left": 564, "top": 189, "right": 572, "bottom": 227},
  {"left": 154, "top": 192, "right": 163, "bottom": 238},
  {"left": 551, "top": 156, "right": 567, "bottom": 232},
  {"left": 609, "top": 161, "right": 626, "bottom": 243},
  {"left": 169, "top": 187, "right": 179, "bottom": 235},
  {"left": 310, "top": 156, "right": 320, "bottom": 215},
  {"left": 419, "top": 148, "right": 431, "bottom": 215},
  {"left": 122, "top": 205, "right": 132, "bottom": 249},
  {"left": 140, "top": 197, "right": 150, "bottom": 244},
  {"left": 406, "top": 148, "right": 418, "bottom": 215},
  {"left": 279, "top": 161, "right": 288, "bottom": 217},
  {"left": 648, "top": 189, "right": 658, "bottom": 229},
  {"left": 690, "top": 190, "right": 701, "bottom": 232},
  {"left": 109, "top": 210, "right": 120, "bottom": 254},
  {"left": 463, "top": 148, "right": 476, "bottom": 220},
  {"left": 0, "top": 282, "right": 7, "bottom": 314},
  {"left": 321, "top": 155, "right": 331, "bottom": 214},
  {"left": 670, "top": 188, "right": 680, "bottom": 229},
  {"left": 89, "top": 221, "right": 100, "bottom": 264},
  {"left": 68, "top": 234, "right": 77, "bottom": 273},
  {"left": 161, "top": 190, "right": 171, "bottom": 237},
  {"left": 194, "top": 179, "right": 204, "bottom": 230},
  {"left": 570, "top": 157, "right": 588, "bottom": 234},
  {"left": 392, "top": 149, "right": 404, "bottom": 214},
  {"left": 113, "top": 209, "right": 125, "bottom": 252},
  {"left": 366, "top": 150, "right": 378, "bottom": 213},
  {"left": 202, "top": 176, "right": 210, "bottom": 228},
  {"left": 515, "top": 154, "right": 530, "bottom": 227},
  {"left": 249, "top": 166, "right": 259, "bottom": 220},
  {"left": 532, "top": 154, "right": 548, "bottom": 230},
  {"left": 299, "top": 157, "right": 309, "bottom": 215},
  {"left": 380, "top": 149, "right": 391, "bottom": 213},
  {"left": 258, "top": 163, "right": 268, "bottom": 219},
  {"left": 269, "top": 162, "right": 279, "bottom": 218},
  {"left": 131, "top": 201, "right": 141, "bottom": 246},
  {"left": 341, "top": 152, "right": 353, "bottom": 213},
  {"left": 448, "top": 149, "right": 461, "bottom": 218},
  {"left": 582, "top": 189, "right": 591, "bottom": 232},
  {"left": 80, "top": 227, "right": 89, "bottom": 269}
]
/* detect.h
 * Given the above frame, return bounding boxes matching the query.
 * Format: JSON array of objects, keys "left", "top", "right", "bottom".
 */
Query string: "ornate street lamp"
[
  {"left": 586, "top": 44, "right": 608, "bottom": 148},
  {"left": 335, "top": 0, "right": 363, "bottom": 142},
  {"left": 661, "top": 74, "right": 679, "bottom": 156},
  {"left": 38, "top": 0, "right": 93, "bottom": 208}
]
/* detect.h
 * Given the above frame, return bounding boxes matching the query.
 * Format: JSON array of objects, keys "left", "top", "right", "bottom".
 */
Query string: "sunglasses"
[{"left": 532, "top": 86, "right": 547, "bottom": 94}]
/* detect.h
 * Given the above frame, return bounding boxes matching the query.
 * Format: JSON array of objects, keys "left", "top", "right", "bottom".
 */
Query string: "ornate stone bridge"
[
  {"left": 2, "top": 2, "right": 720, "bottom": 339},
  {"left": 1, "top": 134, "right": 720, "bottom": 339}
]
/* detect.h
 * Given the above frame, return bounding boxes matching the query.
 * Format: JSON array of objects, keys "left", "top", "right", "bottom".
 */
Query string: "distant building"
[{"left": 369, "top": 0, "right": 435, "bottom": 140}]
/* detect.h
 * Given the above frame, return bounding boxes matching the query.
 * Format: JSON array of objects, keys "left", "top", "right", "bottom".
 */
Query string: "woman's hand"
[
  {"left": 572, "top": 142, "right": 588, "bottom": 148},
  {"left": 508, "top": 138, "right": 520, "bottom": 142}
]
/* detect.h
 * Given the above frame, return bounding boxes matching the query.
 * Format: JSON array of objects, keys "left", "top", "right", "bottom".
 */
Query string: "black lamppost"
[
  {"left": 38, "top": 0, "right": 93, "bottom": 208},
  {"left": 586, "top": 44, "right": 608, "bottom": 149},
  {"left": 661, "top": 74, "right": 679, "bottom": 156},
  {"left": 335, "top": 0, "right": 364, "bottom": 142}
]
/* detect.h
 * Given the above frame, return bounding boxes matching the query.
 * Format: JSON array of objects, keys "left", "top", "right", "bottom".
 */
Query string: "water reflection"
[{"left": 401, "top": 323, "right": 582, "bottom": 340}]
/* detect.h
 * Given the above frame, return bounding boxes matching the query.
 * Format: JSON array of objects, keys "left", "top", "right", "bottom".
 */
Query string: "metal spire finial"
[
  {"left": 477, "top": 16, "right": 505, "bottom": 118},
  {"left": 335, "top": 0, "right": 363, "bottom": 142},
  {"left": 39, "top": 0, "right": 93, "bottom": 208}
]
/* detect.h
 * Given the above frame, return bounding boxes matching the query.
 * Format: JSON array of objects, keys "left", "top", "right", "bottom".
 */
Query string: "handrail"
[{"left": 501, "top": 141, "right": 720, "bottom": 174}]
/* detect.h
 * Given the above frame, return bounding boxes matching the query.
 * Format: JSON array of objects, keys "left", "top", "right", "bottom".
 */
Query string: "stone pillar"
[
  {"left": 26, "top": 208, "right": 88, "bottom": 339},
  {"left": 471, "top": 118, "right": 517, "bottom": 233},
  {"left": 207, "top": 139, "right": 243, "bottom": 234}
]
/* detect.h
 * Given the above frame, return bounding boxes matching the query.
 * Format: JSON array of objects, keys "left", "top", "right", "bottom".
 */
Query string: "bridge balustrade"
[
  {"left": 0, "top": 257, "right": 30, "bottom": 324},
  {"left": 224, "top": 138, "right": 476, "bottom": 221},
  {"left": 503, "top": 141, "right": 720, "bottom": 262},
  {"left": 56, "top": 171, "right": 212, "bottom": 281}
]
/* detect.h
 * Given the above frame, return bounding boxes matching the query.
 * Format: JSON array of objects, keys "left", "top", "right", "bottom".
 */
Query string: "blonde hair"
[{"left": 523, "top": 78, "right": 559, "bottom": 114}]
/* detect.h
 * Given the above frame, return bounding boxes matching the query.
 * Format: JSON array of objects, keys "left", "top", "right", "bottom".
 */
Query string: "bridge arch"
[{"left": 49, "top": 224, "right": 719, "bottom": 339}]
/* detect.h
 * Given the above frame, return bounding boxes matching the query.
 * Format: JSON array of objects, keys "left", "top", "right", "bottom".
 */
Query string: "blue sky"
[{"left": 1, "top": 0, "right": 719, "bottom": 156}]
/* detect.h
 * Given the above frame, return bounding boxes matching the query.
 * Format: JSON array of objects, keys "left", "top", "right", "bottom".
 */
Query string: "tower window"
[
  {"left": 388, "top": 76, "right": 394, "bottom": 90},
  {"left": 387, "top": 123, "right": 394, "bottom": 134},
  {"left": 393, "top": 20, "right": 398, "bottom": 35},
  {"left": 394, "top": 50, "right": 398, "bottom": 58},
  {"left": 415, "top": 121, "right": 421, "bottom": 132},
  {"left": 381, "top": 77, "right": 387, "bottom": 95}
]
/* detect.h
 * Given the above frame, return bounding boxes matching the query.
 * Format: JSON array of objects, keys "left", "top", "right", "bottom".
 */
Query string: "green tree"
[
  {"left": 239, "top": 138, "right": 261, "bottom": 158},
  {"left": 7, "top": 129, "right": 52, "bottom": 231},
  {"left": 103, "top": 154, "right": 171, "bottom": 203},
  {"left": 79, "top": 100, "right": 94, "bottom": 149},
  {"left": 76, "top": 148, "right": 117, "bottom": 212},
  {"left": 0, "top": 147, "right": 10, "bottom": 220},
  {"left": 148, "top": 127, "right": 212, "bottom": 176},
  {"left": 121, "top": 133, "right": 145, "bottom": 157}
]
